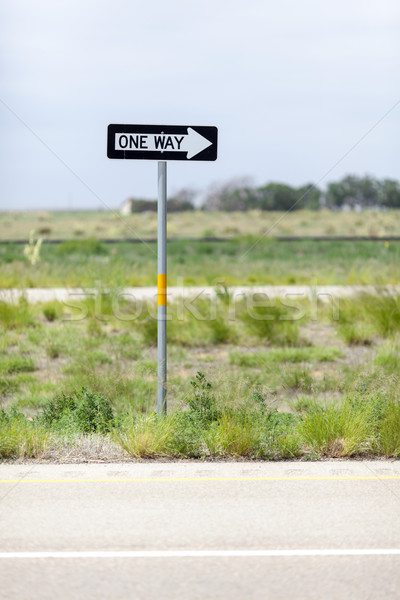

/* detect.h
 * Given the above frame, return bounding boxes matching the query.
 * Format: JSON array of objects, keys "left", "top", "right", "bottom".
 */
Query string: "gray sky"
[{"left": 1, "top": 0, "right": 399, "bottom": 210}]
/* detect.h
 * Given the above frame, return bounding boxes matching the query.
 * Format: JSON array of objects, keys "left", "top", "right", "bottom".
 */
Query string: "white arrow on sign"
[{"left": 115, "top": 127, "right": 213, "bottom": 159}]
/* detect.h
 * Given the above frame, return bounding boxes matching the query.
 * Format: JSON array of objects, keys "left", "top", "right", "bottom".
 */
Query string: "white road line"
[{"left": 1, "top": 550, "right": 400, "bottom": 559}]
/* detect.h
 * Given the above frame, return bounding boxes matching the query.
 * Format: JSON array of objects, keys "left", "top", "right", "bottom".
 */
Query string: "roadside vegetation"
[
  {"left": 1, "top": 237, "right": 400, "bottom": 288},
  {"left": 1, "top": 288, "right": 400, "bottom": 461}
]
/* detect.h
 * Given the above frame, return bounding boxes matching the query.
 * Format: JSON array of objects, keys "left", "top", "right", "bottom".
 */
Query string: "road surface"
[
  {"left": 1, "top": 460, "right": 400, "bottom": 599},
  {"left": 1, "top": 284, "right": 398, "bottom": 305}
]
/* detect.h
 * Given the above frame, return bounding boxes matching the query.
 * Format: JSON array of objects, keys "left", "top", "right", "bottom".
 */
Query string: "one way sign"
[{"left": 107, "top": 124, "right": 218, "bottom": 161}]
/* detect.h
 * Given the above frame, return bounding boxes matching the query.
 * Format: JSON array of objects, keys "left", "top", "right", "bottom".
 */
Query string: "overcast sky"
[{"left": 1, "top": 0, "right": 399, "bottom": 210}]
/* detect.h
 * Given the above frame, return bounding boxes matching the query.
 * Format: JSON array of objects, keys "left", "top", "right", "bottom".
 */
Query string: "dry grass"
[
  {"left": 2, "top": 209, "right": 400, "bottom": 240},
  {"left": 43, "top": 433, "right": 129, "bottom": 462}
]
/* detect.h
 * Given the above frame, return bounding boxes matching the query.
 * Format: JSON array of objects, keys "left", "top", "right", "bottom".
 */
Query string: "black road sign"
[{"left": 107, "top": 124, "right": 217, "bottom": 161}]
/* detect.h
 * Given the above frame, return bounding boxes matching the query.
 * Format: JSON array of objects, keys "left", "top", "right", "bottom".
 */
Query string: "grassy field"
[
  {"left": 1, "top": 290, "right": 400, "bottom": 460},
  {"left": 1, "top": 237, "right": 400, "bottom": 288},
  {"left": 1, "top": 209, "right": 400, "bottom": 461},
  {"left": 1, "top": 208, "right": 400, "bottom": 240}
]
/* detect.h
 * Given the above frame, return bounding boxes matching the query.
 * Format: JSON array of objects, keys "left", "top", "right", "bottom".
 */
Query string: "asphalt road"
[{"left": 1, "top": 460, "right": 400, "bottom": 599}]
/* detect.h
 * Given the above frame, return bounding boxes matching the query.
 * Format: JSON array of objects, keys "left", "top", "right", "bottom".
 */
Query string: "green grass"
[
  {"left": 0, "top": 407, "right": 50, "bottom": 459},
  {"left": 282, "top": 367, "right": 314, "bottom": 393},
  {"left": 230, "top": 346, "right": 344, "bottom": 367},
  {"left": 374, "top": 341, "right": 400, "bottom": 371},
  {"left": 55, "top": 238, "right": 110, "bottom": 257},
  {"left": 239, "top": 302, "right": 301, "bottom": 346},
  {"left": 377, "top": 400, "right": 400, "bottom": 456},
  {"left": 298, "top": 398, "right": 374, "bottom": 457},
  {"left": 113, "top": 413, "right": 178, "bottom": 458},
  {"left": 0, "top": 298, "right": 35, "bottom": 329},
  {"left": 336, "top": 291, "right": 400, "bottom": 343},
  {"left": 1, "top": 369, "right": 400, "bottom": 460},
  {"left": 42, "top": 301, "right": 64, "bottom": 322},
  {"left": 2, "top": 237, "right": 400, "bottom": 288},
  {"left": 1, "top": 284, "right": 400, "bottom": 461},
  {"left": 0, "top": 355, "right": 35, "bottom": 375}
]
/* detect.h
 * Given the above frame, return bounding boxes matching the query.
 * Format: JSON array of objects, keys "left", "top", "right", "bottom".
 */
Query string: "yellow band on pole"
[{"left": 158, "top": 274, "right": 167, "bottom": 305}]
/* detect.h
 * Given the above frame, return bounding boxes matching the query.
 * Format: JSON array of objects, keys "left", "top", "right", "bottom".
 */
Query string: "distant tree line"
[
  {"left": 203, "top": 178, "right": 321, "bottom": 211},
  {"left": 323, "top": 176, "right": 400, "bottom": 210},
  {"left": 123, "top": 175, "right": 400, "bottom": 213}
]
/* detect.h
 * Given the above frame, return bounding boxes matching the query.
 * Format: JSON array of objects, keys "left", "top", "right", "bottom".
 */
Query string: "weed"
[
  {"left": 113, "top": 413, "right": 176, "bottom": 458},
  {"left": 85, "top": 350, "right": 112, "bottom": 366},
  {"left": 187, "top": 372, "right": 220, "bottom": 426},
  {"left": 0, "top": 407, "right": 50, "bottom": 458},
  {"left": 209, "top": 412, "right": 262, "bottom": 457},
  {"left": 40, "top": 388, "right": 114, "bottom": 434},
  {"left": 291, "top": 395, "right": 317, "bottom": 414},
  {"left": 23, "top": 230, "right": 43, "bottom": 266},
  {"left": 240, "top": 301, "right": 301, "bottom": 346},
  {"left": 42, "top": 302, "right": 63, "bottom": 322},
  {"left": 0, "top": 356, "right": 35, "bottom": 375},
  {"left": 86, "top": 318, "right": 103, "bottom": 337},
  {"left": 298, "top": 398, "right": 375, "bottom": 457},
  {"left": 140, "top": 316, "right": 157, "bottom": 346},
  {"left": 336, "top": 322, "right": 373, "bottom": 346},
  {"left": 0, "top": 376, "right": 20, "bottom": 396},
  {"left": 377, "top": 400, "right": 400, "bottom": 456},
  {"left": 115, "top": 332, "right": 141, "bottom": 360},
  {"left": 229, "top": 346, "right": 344, "bottom": 367},
  {"left": 282, "top": 367, "right": 313, "bottom": 392},
  {"left": 272, "top": 431, "right": 302, "bottom": 458},
  {"left": 0, "top": 299, "right": 35, "bottom": 330},
  {"left": 362, "top": 291, "right": 400, "bottom": 337},
  {"left": 45, "top": 342, "right": 61, "bottom": 359},
  {"left": 74, "top": 388, "right": 114, "bottom": 433},
  {"left": 337, "top": 291, "right": 400, "bottom": 342},
  {"left": 206, "top": 317, "right": 234, "bottom": 344},
  {"left": 374, "top": 341, "right": 400, "bottom": 371}
]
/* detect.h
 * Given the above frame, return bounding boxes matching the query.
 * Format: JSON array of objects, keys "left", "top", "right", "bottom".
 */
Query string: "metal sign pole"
[
  {"left": 157, "top": 161, "right": 167, "bottom": 415},
  {"left": 107, "top": 123, "right": 217, "bottom": 416}
]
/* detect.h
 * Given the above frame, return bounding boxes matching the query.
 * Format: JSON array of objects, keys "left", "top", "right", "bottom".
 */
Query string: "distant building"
[
  {"left": 120, "top": 196, "right": 195, "bottom": 214},
  {"left": 120, "top": 199, "right": 133, "bottom": 216}
]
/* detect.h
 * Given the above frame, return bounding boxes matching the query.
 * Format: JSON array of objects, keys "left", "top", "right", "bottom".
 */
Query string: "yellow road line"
[{"left": 1, "top": 475, "right": 400, "bottom": 484}]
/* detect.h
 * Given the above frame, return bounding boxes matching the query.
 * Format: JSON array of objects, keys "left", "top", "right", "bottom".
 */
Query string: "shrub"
[
  {"left": 38, "top": 226, "right": 52, "bottom": 235},
  {"left": 42, "top": 302, "right": 63, "bottom": 322},
  {"left": 168, "top": 412, "right": 205, "bottom": 457},
  {"left": 55, "top": 238, "right": 109, "bottom": 256},
  {"left": 40, "top": 388, "right": 114, "bottom": 434}
]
